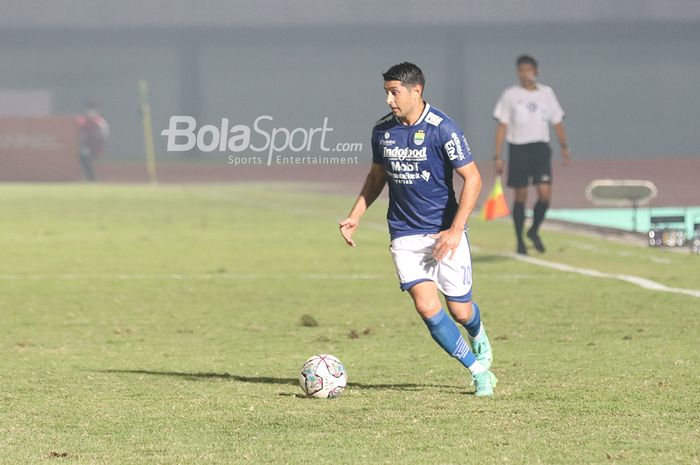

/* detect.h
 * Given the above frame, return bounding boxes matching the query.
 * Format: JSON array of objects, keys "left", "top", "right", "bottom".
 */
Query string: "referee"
[{"left": 492, "top": 55, "right": 570, "bottom": 255}]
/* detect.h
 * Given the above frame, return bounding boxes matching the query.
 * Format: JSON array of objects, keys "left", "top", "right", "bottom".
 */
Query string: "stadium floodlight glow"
[{"left": 161, "top": 115, "right": 335, "bottom": 163}]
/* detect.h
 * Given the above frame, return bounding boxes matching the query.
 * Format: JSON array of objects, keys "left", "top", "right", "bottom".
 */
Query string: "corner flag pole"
[{"left": 139, "top": 79, "right": 158, "bottom": 184}]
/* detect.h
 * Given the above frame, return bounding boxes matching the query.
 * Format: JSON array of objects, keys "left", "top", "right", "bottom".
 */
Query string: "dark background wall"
[{"left": 0, "top": 1, "right": 698, "bottom": 162}]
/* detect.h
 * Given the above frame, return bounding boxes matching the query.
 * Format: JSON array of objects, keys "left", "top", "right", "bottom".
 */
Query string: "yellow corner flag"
[{"left": 480, "top": 176, "right": 510, "bottom": 220}]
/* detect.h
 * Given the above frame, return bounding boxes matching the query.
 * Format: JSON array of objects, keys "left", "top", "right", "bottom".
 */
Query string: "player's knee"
[
  {"left": 447, "top": 300, "right": 473, "bottom": 324},
  {"left": 413, "top": 297, "right": 442, "bottom": 318},
  {"left": 536, "top": 185, "right": 551, "bottom": 202}
]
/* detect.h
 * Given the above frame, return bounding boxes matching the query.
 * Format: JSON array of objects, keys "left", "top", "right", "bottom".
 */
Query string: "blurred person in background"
[
  {"left": 76, "top": 101, "right": 109, "bottom": 181},
  {"left": 492, "top": 55, "right": 570, "bottom": 255}
]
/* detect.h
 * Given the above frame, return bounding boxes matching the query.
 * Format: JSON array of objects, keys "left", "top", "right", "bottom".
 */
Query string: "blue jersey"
[{"left": 371, "top": 103, "right": 474, "bottom": 239}]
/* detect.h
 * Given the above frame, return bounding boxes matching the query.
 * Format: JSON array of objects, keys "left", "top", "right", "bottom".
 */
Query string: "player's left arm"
[
  {"left": 553, "top": 122, "right": 570, "bottom": 165},
  {"left": 432, "top": 161, "right": 482, "bottom": 260},
  {"left": 549, "top": 89, "right": 570, "bottom": 165}
]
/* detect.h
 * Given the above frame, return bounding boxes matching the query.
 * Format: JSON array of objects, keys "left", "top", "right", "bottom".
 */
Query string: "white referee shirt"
[{"left": 493, "top": 83, "right": 565, "bottom": 145}]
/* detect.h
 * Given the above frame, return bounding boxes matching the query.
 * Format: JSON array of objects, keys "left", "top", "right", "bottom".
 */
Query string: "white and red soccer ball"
[{"left": 299, "top": 354, "right": 347, "bottom": 398}]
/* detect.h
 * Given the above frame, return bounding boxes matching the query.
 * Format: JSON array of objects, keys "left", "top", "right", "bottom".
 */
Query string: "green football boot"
[{"left": 473, "top": 370, "right": 497, "bottom": 397}]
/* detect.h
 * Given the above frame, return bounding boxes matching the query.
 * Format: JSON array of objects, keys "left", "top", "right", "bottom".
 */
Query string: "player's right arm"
[
  {"left": 339, "top": 162, "right": 386, "bottom": 247},
  {"left": 492, "top": 89, "right": 510, "bottom": 176},
  {"left": 493, "top": 122, "right": 507, "bottom": 175}
]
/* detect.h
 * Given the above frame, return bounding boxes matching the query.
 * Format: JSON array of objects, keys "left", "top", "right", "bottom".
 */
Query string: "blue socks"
[
  {"left": 422, "top": 308, "right": 481, "bottom": 373},
  {"left": 463, "top": 301, "right": 482, "bottom": 339}
]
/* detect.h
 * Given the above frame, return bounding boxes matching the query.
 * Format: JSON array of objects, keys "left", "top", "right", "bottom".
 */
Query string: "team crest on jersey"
[
  {"left": 384, "top": 132, "right": 390, "bottom": 139},
  {"left": 413, "top": 130, "right": 425, "bottom": 146}
]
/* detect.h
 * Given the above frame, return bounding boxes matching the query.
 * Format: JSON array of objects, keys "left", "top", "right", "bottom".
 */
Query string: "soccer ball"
[{"left": 299, "top": 354, "right": 347, "bottom": 398}]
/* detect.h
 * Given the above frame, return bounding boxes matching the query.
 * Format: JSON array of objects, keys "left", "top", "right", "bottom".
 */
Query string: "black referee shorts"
[{"left": 507, "top": 142, "right": 552, "bottom": 188}]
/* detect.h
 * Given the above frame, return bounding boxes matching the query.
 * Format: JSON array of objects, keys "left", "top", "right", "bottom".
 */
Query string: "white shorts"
[{"left": 389, "top": 231, "right": 473, "bottom": 302}]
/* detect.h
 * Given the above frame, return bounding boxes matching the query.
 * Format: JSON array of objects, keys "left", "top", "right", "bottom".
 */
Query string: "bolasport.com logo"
[{"left": 161, "top": 115, "right": 362, "bottom": 166}]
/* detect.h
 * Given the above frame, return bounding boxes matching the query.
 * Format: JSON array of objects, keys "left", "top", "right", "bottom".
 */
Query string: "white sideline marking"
[{"left": 510, "top": 253, "right": 700, "bottom": 299}]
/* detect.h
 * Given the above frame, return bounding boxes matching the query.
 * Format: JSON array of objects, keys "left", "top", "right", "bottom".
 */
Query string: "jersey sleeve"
[
  {"left": 438, "top": 119, "right": 474, "bottom": 169},
  {"left": 548, "top": 88, "right": 565, "bottom": 124},
  {"left": 371, "top": 130, "right": 383, "bottom": 164},
  {"left": 492, "top": 89, "right": 511, "bottom": 124}
]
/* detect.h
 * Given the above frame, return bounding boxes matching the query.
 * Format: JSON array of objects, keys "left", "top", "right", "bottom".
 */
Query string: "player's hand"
[
  {"left": 339, "top": 217, "right": 359, "bottom": 247},
  {"left": 494, "top": 158, "right": 505, "bottom": 176},
  {"left": 561, "top": 147, "right": 571, "bottom": 166},
  {"left": 431, "top": 227, "right": 463, "bottom": 261}
]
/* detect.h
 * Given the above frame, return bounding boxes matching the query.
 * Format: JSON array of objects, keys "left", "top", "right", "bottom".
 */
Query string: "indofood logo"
[
  {"left": 382, "top": 146, "right": 427, "bottom": 161},
  {"left": 161, "top": 115, "right": 362, "bottom": 166}
]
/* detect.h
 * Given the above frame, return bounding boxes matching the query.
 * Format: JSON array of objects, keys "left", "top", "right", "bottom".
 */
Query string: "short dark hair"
[
  {"left": 382, "top": 62, "right": 425, "bottom": 92},
  {"left": 516, "top": 55, "right": 538, "bottom": 69}
]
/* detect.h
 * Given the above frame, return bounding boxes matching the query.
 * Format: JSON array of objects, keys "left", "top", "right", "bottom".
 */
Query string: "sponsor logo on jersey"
[
  {"left": 383, "top": 146, "right": 427, "bottom": 161},
  {"left": 390, "top": 161, "right": 420, "bottom": 172},
  {"left": 413, "top": 130, "right": 425, "bottom": 146},
  {"left": 443, "top": 132, "right": 465, "bottom": 161},
  {"left": 386, "top": 170, "right": 426, "bottom": 185},
  {"left": 425, "top": 112, "right": 443, "bottom": 126},
  {"left": 420, "top": 170, "right": 431, "bottom": 182},
  {"left": 379, "top": 130, "right": 395, "bottom": 147}
]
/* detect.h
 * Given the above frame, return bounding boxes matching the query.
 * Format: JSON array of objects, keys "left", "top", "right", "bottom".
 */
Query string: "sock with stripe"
[
  {"left": 422, "top": 308, "right": 485, "bottom": 375},
  {"left": 462, "top": 301, "right": 483, "bottom": 340}
]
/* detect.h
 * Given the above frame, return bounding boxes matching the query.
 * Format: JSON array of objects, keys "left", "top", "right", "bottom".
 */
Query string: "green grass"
[{"left": 0, "top": 183, "right": 698, "bottom": 465}]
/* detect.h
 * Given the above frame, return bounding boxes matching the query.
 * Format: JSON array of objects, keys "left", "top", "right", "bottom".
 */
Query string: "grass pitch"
[{"left": 0, "top": 183, "right": 698, "bottom": 465}]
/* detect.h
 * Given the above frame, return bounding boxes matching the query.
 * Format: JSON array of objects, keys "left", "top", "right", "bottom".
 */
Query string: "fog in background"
[{"left": 1, "top": 0, "right": 698, "bottom": 162}]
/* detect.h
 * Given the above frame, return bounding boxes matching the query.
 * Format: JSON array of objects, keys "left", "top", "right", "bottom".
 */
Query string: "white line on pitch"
[{"left": 509, "top": 253, "right": 700, "bottom": 299}]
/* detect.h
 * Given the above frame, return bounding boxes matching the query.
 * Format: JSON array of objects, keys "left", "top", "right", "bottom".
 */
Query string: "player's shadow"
[{"left": 98, "top": 369, "right": 466, "bottom": 392}]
